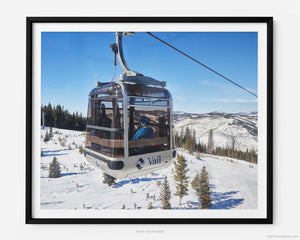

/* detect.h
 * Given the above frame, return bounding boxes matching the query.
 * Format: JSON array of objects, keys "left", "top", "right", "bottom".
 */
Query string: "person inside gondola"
[
  {"left": 157, "top": 117, "right": 168, "bottom": 137},
  {"left": 100, "top": 103, "right": 112, "bottom": 128},
  {"left": 132, "top": 116, "right": 155, "bottom": 140},
  {"left": 132, "top": 116, "right": 155, "bottom": 154}
]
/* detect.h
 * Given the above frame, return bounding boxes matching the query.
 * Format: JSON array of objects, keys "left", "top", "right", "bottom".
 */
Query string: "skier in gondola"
[{"left": 132, "top": 116, "right": 155, "bottom": 140}]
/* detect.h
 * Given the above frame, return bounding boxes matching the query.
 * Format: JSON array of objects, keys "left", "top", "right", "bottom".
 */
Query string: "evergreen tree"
[
  {"left": 80, "top": 163, "right": 84, "bottom": 171},
  {"left": 207, "top": 129, "right": 214, "bottom": 155},
  {"left": 191, "top": 172, "right": 203, "bottom": 209},
  {"left": 148, "top": 202, "right": 154, "bottom": 209},
  {"left": 49, "top": 126, "right": 53, "bottom": 139},
  {"left": 174, "top": 154, "right": 189, "bottom": 205},
  {"left": 49, "top": 156, "right": 61, "bottom": 178},
  {"left": 184, "top": 127, "right": 193, "bottom": 153},
  {"left": 79, "top": 145, "right": 83, "bottom": 154},
  {"left": 192, "top": 129, "right": 196, "bottom": 152},
  {"left": 44, "top": 131, "right": 50, "bottom": 142},
  {"left": 174, "top": 123, "right": 257, "bottom": 163},
  {"left": 191, "top": 172, "right": 201, "bottom": 192},
  {"left": 103, "top": 173, "right": 116, "bottom": 187},
  {"left": 159, "top": 176, "right": 171, "bottom": 209},
  {"left": 41, "top": 103, "right": 87, "bottom": 131},
  {"left": 199, "top": 166, "right": 212, "bottom": 209}
]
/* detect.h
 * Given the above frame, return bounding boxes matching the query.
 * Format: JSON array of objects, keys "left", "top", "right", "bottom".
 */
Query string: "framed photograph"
[{"left": 26, "top": 17, "right": 273, "bottom": 224}]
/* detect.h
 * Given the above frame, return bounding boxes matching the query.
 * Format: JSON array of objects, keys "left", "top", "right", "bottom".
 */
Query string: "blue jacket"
[{"left": 132, "top": 127, "right": 155, "bottom": 140}]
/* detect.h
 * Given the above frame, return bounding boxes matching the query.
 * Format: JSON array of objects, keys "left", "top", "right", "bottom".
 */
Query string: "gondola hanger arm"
[{"left": 110, "top": 32, "right": 142, "bottom": 77}]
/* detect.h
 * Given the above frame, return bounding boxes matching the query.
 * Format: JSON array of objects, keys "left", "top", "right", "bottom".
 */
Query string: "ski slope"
[
  {"left": 40, "top": 127, "right": 257, "bottom": 210},
  {"left": 174, "top": 111, "right": 258, "bottom": 152}
]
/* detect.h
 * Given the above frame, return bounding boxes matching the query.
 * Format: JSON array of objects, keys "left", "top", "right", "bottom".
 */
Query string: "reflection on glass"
[{"left": 128, "top": 108, "right": 170, "bottom": 156}]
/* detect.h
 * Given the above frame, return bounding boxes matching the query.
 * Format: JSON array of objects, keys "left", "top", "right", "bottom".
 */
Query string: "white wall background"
[{"left": 0, "top": 0, "right": 299, "bottom": 239}]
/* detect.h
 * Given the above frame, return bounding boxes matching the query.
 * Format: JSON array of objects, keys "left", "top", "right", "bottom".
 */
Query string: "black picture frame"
[{"left": 26, "top": 16, "right": 273, "bottom": 224}]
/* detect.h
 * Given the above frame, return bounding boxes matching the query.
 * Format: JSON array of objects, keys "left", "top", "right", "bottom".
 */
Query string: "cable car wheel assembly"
[{"left": 84, "top": 32, "right": 176, "bottom": 179}]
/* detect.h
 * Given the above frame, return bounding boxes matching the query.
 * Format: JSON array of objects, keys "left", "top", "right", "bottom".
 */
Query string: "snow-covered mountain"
[
  {"left": 174, "top": 111, "right": 258, "bottom": 152},
  {"left": 40, "top": 127, "right": 257, "bottom": 210}
]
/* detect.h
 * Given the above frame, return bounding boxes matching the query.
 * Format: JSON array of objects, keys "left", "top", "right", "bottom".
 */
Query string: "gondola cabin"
[{"left": 84, "top": 76, "right": 176, "bottom": 179}]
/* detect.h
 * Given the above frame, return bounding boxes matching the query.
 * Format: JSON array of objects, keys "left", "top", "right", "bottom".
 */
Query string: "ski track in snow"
[{"left": 40, "top": 127, "right": 257, "bottom": 210}]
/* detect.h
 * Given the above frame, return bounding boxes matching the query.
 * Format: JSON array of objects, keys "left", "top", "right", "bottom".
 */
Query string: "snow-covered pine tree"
[
  {"left": 148, "top": 202, "right": 154, "bottom": 209},
  {"left": 207, "top": 129, "right": 214, "bottom": 155},
  {"left": 102, "top": 173, "right": 116, "bottom": 187},
  {"left": 49, "top": 126, "right": 53, "bottom": 139},
  {"left": 49, "top": 156, "right": 61, "bottom": 178},
  {"left": 174, "top": 154, "right": 189, "bottom": 205},
  {"left": 80, "top": 163, "right": 84, "bottom": 171},
  {"left": 191, "top": 172, "right": 202, "bottom": 209},
  {"left": 199, "top": 166, "right": 212, "bottom": 209},
  {"left": 191, "top": 172, "right": 201, "bottom": 192},
  {"left": 192, "top": 129, "right": 196, "bottom": 152},
  {"left": 159, "top": 176, "right": 171, "bottom": 209},
  {"left": 79, "top": 145, "right": 83, "bottom": 154},
  {"left": 44, "top": 131, "right": 50, "bottom": 142}
]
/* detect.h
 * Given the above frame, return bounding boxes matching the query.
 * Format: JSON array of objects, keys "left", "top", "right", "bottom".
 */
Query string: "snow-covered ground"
[{"left": 40, "top": 127, "right": 257, "bottom": 210}]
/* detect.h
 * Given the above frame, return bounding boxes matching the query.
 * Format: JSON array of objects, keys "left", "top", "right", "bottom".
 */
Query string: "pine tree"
[
  {"left": 44, "top": 131, "right": 50, "bottom": 142},
  {"left": 79, "top": 145, "right": 83, "bottom": 154},
  {"left": 174, "top": 154, "right": 189, "bottom": 205},
  {"left": 49, "top": 126, "right": 53, "bottom": 139},
  {"left": 191, "top": 172, "right": 201, "bottom": 192},
  {"left": 192, "top": 129, "right": 196, "bottom": 152},
  {"left": 103, "top": 173, "right": 116, "bottom": 187},
  {"left": 160, "top": 176, "right": 171, "bottom": 209},
  {"left": 80, "top": 163, "right": 84, "bottom": 171},
  {"left": 49, "top": 156, "right": 61, "bottom": 178},
  {"left": 184, "top": 127, "right": 193, "bottom": 153},
  {"left": 191, "top": 172, "right": 202, "bottom": 209},
  {"left": 199, "top": 166, "right": 212, "bottom": 209},
  {"left": 207, "top": 129, "right": 214, "bottom": 155},
  {"left": 148, "top": 202, "right": 154, "bottom": 209}
]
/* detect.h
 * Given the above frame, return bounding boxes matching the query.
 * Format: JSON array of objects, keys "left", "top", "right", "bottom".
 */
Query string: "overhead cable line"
[{"left": 145, "top": 32, "right": 258, "bottom": 98}]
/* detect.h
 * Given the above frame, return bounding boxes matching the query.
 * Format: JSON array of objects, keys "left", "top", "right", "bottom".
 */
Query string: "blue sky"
[{"left": 41, "top": 31, "right": 257, "bottom": 116}]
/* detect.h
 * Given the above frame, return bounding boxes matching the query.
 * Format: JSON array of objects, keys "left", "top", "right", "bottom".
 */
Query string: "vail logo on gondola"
[
  {"left": 135, "top": 158, "right": 145, "bottom": 170},
  {"left": 147, "top": 155, "right": 162, "bottom": 165}
]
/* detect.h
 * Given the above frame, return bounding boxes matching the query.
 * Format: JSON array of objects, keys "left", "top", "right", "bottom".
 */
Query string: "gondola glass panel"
[
  {"left": 85, "top": 83, "right": 124, "bottom": 158},
  {"left": 128, "top": 106, "right": 171, "bottom": 156}
]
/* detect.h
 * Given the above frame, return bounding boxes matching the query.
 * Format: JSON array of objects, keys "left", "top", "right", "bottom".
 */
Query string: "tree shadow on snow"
[
  {"left": 41, "top": 172, "right": 86, "bottom": 178},
  {"left": 60, "top": 172, "right": 86, "bottom": 177},
  {"left": 172, "top": 201, "right": 201, "bottom": 209},
  {"left": 198, "top": 157, "right": 207, "bottom": 162},
  {"left": 41, "top": 201, "right": 64, "bottom": 206},
  {"left": 114, "top": 177, "right": 163, "bottom": 188},
  {"left": 171, "top": 191, "right": 244, "bottom": 210},
  {"left": 211, "top": 191, "right": 244, "bottom": 209},
  {"left": 41, "top": 149, "right": 66, "bottom": 157}
]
